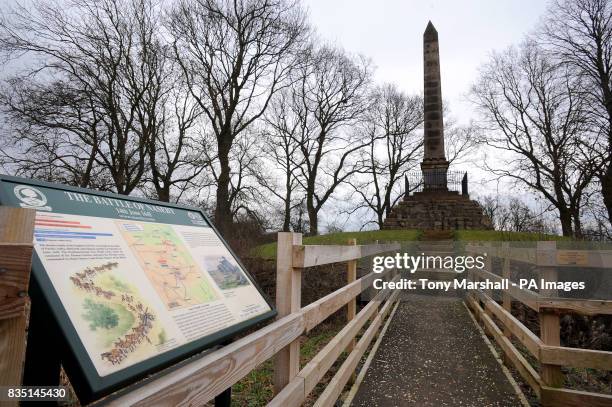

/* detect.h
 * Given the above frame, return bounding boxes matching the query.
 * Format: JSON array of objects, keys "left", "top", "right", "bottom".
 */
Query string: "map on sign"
[
  {"left": 0, "top": 175, "right": 274, "bottom": 399},
  {"left": 28, "top": 211, "right": 273, "bottom": 377},
  {"left": 118, "top": 221, "right": 218, "bottom": 309}
]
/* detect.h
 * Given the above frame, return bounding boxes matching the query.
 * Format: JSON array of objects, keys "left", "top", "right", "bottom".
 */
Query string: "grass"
[
  {"left": 454, "top": 229, "right": 570, "bottom": 242},
  {"left": 230, "top": 322, "right": 344, "bottom": 406},
  {"left": 251, "top": 228, "right": 578, "bottom": 259},
  {"left": 252, "top": 229, "right": 421, "bottom": 259}
]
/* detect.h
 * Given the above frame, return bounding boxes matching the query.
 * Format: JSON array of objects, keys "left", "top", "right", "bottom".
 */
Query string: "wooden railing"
[
  {"left": 108, "top": 232, "right": 401, "bottom": 406},
  {"left": 0, "top": 208, "right": 35, "bottom": 407},
  {"left": 465, "top": 242, "right": 612, "bottom": 407}
]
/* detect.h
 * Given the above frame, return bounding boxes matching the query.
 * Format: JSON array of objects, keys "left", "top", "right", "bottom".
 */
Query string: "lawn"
[
  {"left": 454, "top": 229, "right": 570, "bottom": 241},
  {"left": 252, "top": 229, "right": 421, "bottom": 259},
  {"left": 251, "top": 228, "right": 577, "bottom": 259},
  {"left": 230, "top": 323, "right": 344, "bottom": 406}
]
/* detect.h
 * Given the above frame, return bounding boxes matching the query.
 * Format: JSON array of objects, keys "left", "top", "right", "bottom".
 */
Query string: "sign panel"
[
  {"left": 0, "top": 175, "right": 275, "bottom": 400},
  {"left": 556, "top": 250, "right": 589, "bottom": 266}
]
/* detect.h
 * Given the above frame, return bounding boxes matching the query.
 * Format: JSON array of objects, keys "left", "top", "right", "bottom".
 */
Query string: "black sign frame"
[{"left": 0, "top": 175, "right": 276, "bottom": 402}]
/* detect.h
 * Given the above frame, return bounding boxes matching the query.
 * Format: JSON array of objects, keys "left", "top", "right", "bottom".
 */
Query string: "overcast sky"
[
  {"left": 302, "top": 0, "right": 550, "bottom": 124},
  {"left": 301, "top": 0, "right": 556, "bottom": 228}
]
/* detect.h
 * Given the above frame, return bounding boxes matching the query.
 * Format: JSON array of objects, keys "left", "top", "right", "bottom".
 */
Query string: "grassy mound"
[
  {"left": 251, "top": 229, "right": 575, "bottom": 259},
  {"left": 251, "top": 229, "right": 421, "bottom": 259},
  {"left": 455, "top": 230, "right": 569, "bottom": 241}
]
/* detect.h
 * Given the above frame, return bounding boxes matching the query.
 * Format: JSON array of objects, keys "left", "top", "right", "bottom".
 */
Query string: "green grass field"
[
  {"left": 454, "top": 230, "right": 569, "bottom": 241},
  {"left": 251, "top": 228, "right": 575, "bottom": 259},
  {"left": 251, "top": 229, "right": 422, "bottom": 259}
]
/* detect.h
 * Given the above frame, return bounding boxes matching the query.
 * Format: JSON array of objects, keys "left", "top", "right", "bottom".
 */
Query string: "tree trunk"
[
  {"left": 282, "top": 169, "right": 292, "bottom": 232},
  {"left": 306, "top": 193, "right": 318, "bottom": 235},
  {"left": 215, "top": 138, "right": 233, "bottom": 236},
  {"left": 573, "top": 212, "right": 582, "bottom": 239},
  {"left": 600, "top": 167, "right": 612, "bottom": 228},
  {"left": 558, "top": 208, "right": 574, "bottom": 237},
  {"left": 156, "top": 185, "right": 170, "bottom": 203},
  {"left": 282, "top": 197, "right": 291, "bottom": 232}
]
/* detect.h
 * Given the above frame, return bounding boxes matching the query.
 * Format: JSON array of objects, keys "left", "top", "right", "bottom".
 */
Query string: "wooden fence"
[
  {"left": 103, "top": 232, "right": 401, "bottom": 406},
  {"left": 465, "top": 242, "right": 612, "bottom": 407},
  {"left": 0, "top": 207, "right": 400, "bottom": 406},
  {"left": 0, "top": 207, "right": 35, "bottom": 407}
]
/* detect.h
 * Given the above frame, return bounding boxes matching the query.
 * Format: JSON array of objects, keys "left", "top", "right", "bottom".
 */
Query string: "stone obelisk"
[
  {"left": 421, "top": 21, "right": 449, "bottom": 190},
  {"left": 381, "top": 22, "right": 493, "bottom": 231}
]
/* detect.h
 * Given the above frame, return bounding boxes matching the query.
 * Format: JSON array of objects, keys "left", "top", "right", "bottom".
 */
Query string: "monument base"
[
  {"left": 382, "top": 190, "right": 492, "bottom": 230},
  {"left": 421, "top": 160, "right": 450, "bottom": 191}
]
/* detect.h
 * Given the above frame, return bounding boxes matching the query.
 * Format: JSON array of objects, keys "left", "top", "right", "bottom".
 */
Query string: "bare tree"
[
  {"left": 471, "top": 42, "right": 603, "bottom": 237},
  {"left": 444, "top": 119, "right": 480, "bottom": 165},
  {"left": 0, "top": 0, "right": 168, "bottom": 195},
  {"left": 145, "top": 70, "right": 207, "bottom": 203},
  {"left": 480, "top": 195, "right": 500, "bottom": 227},
  {"left": 0, "top": 75, "right": 107, "bottom": 188},
  {"left": 481, "top": 195, "right": 557, "bottom": 233},
  {"left": 540, "top": 0, "right": 612, "bottom": 227},
  {"left": 168, "top": 0, "right": 307, "bottom": 235},
  {"left": 348, "top": 84, "right": 423, "bottom": 229},
  {"left": 290, "top": 45, "right": 373, "bottom": 235},
  {"left": 259, "top": 88, "right": 306, "bottom": 231}
]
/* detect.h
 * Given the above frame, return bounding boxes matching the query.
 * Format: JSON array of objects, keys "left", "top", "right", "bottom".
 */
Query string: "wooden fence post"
[
  {"left": 347, "top": 238, "right": 357, "bottom": 384},
  {"left": 501, "top": 242, "right": 511, "bottom": 338},
  {"left": 274, "top": 232, "right": 302, "bottom": 394},
  {"left": 500, "top": 242, "right": 512, "bottom": 366},
  {"left": 0, "top": 207, "right": 35, "bottom": 405},
  {"left": 537, "top": 241, "right": 564, "bottom": 393},
  {"left": 484, "top": 242, "right": 493, "bottom": 320}
]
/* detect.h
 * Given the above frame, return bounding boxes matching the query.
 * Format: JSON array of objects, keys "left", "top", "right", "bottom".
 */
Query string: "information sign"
[{"left": 0, "top": 175, "right": 275, "bottom": 400}]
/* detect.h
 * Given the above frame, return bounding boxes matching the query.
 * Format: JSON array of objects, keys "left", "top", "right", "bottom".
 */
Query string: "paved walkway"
[{"left": 350, "top": 293, "right": 523, "bottom": 407}]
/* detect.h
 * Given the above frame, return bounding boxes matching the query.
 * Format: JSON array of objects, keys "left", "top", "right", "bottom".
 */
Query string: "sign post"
[{"left": 0, "top": 175, "right": 275, "bottom": 403}]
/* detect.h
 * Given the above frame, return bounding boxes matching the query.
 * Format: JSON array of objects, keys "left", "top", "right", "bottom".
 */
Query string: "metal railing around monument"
[{"left": 404, "top": 170, "right": 468, "bottom": 196}]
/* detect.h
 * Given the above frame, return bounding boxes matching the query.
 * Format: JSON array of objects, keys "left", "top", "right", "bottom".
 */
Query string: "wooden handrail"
[
  {"left": 466, "top": 243, "right": 612, "bottom": 268},
  {"left": 106, "top": 313, "right": 306, "bottom": 406},
  {"left": 472, "top": 289, "right": 542, "bottom": 357},
  {"left": 269, "top": 279, "right": 399, "bottom": 406},
  {"left": 292, "top": 243, "right": 401, "bottom": 268},
  {"left": 109, "top": 236, "right": 401, "bottom": 406},
  {"left": 468, "top": 283, "right": 612, "bottom": 407},
  {"left": 466, "top": 294, "right": 541, "bottom": 397},
  {"left": 0, "top": 207, "right": 35, "bottom": 405},
  {"left": 468, "top": 245, "right": 612, "bottom": 316},
  {"left": 313, "top": 290, "right": 399, "bottom": 407}
]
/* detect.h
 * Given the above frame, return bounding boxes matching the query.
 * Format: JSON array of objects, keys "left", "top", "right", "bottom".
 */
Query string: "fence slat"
[
  {"left": 471, "top": 268, "right": 540, "bottom": 310},
  {"left": 0, "top": 207, "right": 35, "bottom": 404},
  {"left": 274, "top": 232, "right": 303, "bottom": 393},
  {"left": 106, "top": 313, "right": 305, "bottom": 407},
  {"left": 301, "top": 269, "right": 390, "bottom": 332},
  {"left": 466, "top": 294, "right": 541, "bottom": 398},
  {"left": 538, "top": 298, "right": 612, "bottom": 316},
  {"left": 293, "top": 243, "right": 401, "bottom": 268},
  {"left": 472, "top": 289, "right": 542, "bottom": 358},
  {"left": 299, "top": 279, "right": 395, "bottom": 396},
  {"left": 540, "top": 386, "right": 612, "bottom": 407},
  {"left": 313, "top": 290, "right": 399, "bottom": 407},
  {"left": 540, "top": 345, "right": 612, "bottom": 370}
]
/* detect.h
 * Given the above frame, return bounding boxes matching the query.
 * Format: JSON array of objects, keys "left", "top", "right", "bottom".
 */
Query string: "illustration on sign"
[{"left": 0, "top": 176, "right": 275, "bottom": 397}]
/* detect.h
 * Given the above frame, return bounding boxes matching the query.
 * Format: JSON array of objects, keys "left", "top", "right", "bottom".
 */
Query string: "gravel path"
[{"left": 350, "top": 293, "right": 523, "bottom": 407}]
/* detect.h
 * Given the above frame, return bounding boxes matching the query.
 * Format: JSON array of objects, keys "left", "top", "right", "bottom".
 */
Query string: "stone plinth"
[{"left": 382, "top": 191, "right": 492, "bottom": 230}]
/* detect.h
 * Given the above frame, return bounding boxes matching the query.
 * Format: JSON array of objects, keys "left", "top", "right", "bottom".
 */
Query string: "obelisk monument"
[
  {"left": 381, "top": 22, "right": 492, "bottom": 230},
  {"left": 421, "top": 21, "right": 449, "bottom": 190}
]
